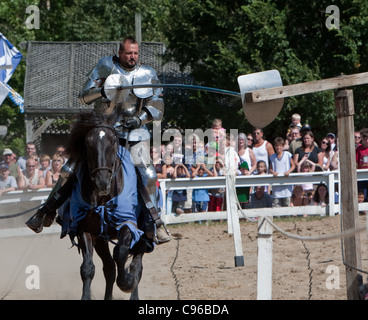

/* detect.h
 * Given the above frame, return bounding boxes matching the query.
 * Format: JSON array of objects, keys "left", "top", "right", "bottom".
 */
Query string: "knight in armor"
[{"left": 26, "top": 36, "right": 171, "bottom": 244}]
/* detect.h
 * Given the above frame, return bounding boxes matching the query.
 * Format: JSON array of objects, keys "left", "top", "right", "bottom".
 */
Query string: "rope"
[
  {"left": 0, "top": 204, "right": 41, "bottom": 219},
  {"left": 264, "top": 216, "right": 367, "bottom": 242},
  {"left": 294, "top": 222, "right": 313, "bottom": 299},
  {"left": 170, "top": 233, "right": 181, "bottom": 300},
  {"left": 231, "top": 173, "right": 367, "bottom": 242}
]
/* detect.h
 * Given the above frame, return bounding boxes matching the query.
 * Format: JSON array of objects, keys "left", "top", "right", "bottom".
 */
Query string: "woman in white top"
[
  {"left": 237, "top": 133, "right": 256, "bottom": 175},
  {"left": 319, "top": 137, "right": 333, "bottom": 171}
]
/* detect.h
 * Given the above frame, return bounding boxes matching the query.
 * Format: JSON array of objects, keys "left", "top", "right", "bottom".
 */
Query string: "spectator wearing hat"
[
  {"left": 2, "top": 148, "right": 20, "bottom": 178},
  {"left": 327, "top": 133, "right": 337, "bottom": 151},
  {"left": 0, "top": 163, "right": 17, "bottom": 195}
]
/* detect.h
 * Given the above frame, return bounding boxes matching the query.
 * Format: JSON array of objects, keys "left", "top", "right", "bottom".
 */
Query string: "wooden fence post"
[
  {"left": 225, "top": 147, "right": 244, "bottom": 267},
  {"left": 335, "top": 89, "right": 362, "bottom": 300},
  {"left": 257, "top": 216, "right": 273, "bottom": 300}
]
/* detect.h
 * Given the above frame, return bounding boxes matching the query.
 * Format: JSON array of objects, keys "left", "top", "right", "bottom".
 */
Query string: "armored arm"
[
  {"left": 135, "top": 68, "right": 164, "bottom": 125},
  {"left": 137, "top": 96, "right": 164, "bottom": 125},
  {"left": 78, "top": 80, "right": 106, "bottom": 105},
  {"left": 78, "top": 56, "right": 114, "bottom": 106}
]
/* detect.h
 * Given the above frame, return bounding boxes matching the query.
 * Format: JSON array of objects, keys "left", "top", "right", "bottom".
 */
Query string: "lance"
[
  {"left": 103, "top": 73, "right": 241, "bottom": 100},
  {"left": 118, "top": 83, "right": 241, "bottom": 98}
]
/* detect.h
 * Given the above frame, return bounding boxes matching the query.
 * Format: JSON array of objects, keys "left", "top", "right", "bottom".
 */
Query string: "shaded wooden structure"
[{"left": 23, "top": 41, "right": 189, "bottom": 155}]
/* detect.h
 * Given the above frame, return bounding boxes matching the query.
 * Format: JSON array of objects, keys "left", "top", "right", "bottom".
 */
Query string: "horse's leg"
[
  {"left": 94, "top": 237, "right": 116, "bottom": 300},
  {"left": 113, "top": 225, "right": 132, "bottom": 292},
  {"left": 79, "top": 232, "right": 95, "bottom": 300},
  {"left": 128, "top": 250, "right": 144, "bottom": 300},
  {"left": 113, "top": 225, "right": 146, "bottom": 300}
]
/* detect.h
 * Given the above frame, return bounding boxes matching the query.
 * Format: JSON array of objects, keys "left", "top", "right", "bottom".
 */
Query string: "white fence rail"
[{"left": 2, "top": 170, "right": 368, "bottom": 223}]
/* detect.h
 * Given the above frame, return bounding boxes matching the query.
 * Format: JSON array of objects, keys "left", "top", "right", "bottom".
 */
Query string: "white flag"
[{"left": 0, "top": 81, "right": 10, "bottom": 105}]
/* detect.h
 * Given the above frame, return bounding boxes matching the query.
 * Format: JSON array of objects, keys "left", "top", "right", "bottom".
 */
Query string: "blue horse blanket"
[{"left": 59, "top": 146, "right": 144, "bottom": 249}]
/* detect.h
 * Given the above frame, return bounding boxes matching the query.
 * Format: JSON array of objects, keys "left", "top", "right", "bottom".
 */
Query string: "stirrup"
[
  {"left": 154, "top": 225, "right": 172, "bottom": 245},
  {"left": 43, "top": 210, "right": 57, "bottom": 227},
  {"left": 25, "top": 209, "right": 46, "bottom": 233}
]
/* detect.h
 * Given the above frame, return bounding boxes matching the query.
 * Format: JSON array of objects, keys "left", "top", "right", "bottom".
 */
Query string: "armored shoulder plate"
[{"left": 87, "top": 56, "right": 115, "bottom": 81}]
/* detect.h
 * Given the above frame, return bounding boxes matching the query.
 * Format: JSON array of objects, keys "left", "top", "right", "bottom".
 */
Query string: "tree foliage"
[
  {"left": 2, "top": 0, "right": 368, "bottom": 153},
  {"left": 161, "top": 0, "right": 368, "bottom": 139}
]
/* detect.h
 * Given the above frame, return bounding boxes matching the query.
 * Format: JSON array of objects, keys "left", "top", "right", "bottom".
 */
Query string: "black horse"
[{"left": 63, "top": 110, "right": 148, "bottom": 300}]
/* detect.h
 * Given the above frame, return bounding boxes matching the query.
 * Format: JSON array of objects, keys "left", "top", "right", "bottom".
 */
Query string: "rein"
[{"left": 88, "top": 123, "right": 121, "bottom": 181}]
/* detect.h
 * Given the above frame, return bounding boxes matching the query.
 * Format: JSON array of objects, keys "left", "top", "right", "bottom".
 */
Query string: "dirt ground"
[{"left": 0, "top": 214, "right": 367, "bottom": 300}]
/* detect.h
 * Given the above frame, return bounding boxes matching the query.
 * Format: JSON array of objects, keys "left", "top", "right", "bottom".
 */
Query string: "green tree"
[
  {"left": 160, "top": 0, "right": 368, "bottom": 139},
  {"left": 0, "top": 0, "right": 168, "bottom": 154}
]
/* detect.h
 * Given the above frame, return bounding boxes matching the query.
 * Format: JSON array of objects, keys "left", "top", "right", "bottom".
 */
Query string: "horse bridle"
[{"left": 88, "top": 124, "right": 120, "bottom": 181}]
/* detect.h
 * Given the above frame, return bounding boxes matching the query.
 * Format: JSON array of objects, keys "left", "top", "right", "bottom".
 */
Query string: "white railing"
[
  {"left": 160, "top": 169, "right": 368, "bottom": 224},
  {"left": 2, "top": 170, "right": 368, "bottom": 223}
]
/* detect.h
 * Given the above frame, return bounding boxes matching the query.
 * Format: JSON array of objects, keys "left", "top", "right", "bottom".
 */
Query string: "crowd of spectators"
[
  {"left": 1, "top": 113, "right": 366, "bottom": 217},
  {"left": 0, "top": 143, "right": 67, "bottom": 195},
  {"left": 153, "top": 114, "right": 365, "bottom": 215}
]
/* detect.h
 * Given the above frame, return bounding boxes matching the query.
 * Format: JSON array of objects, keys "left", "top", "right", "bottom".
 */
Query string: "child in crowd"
[
  {"left": 297, "top": 154, "right": 316, "bottom": 201},
  {"left": 212, "top": 118, "right": 226, "bottom": 145},
  {"left": 161, "top": 152, "right": 175, "bottom": 178},
  {"left": 161, "top": 152, "right": 175, "bottom": 214},
  {"left": 290, "top": 185, "right": 309, "bottom": 207},
  {"left": 172, "top": 163, "right": 190, "bottom": 215},
  {"left": 236, "top": 161, "right": 251, "bottom": 209},
  {"left": 269, "top": 137, "right": 295, "bottom": 207},
  {"left": 209, "top": 157, "right": 225, "bottom": 211},
  {"left": 358, "top": 190, "right": 368, "bottom": 215},
  {"left": 191, "top": 163, "right": 213, "bottom": 212},
  {"left": 290, "top": 113, "right": 302, "bottom": 129},
  {"left": 256, "top": 160, "right": 268, "bottom": 175},
  {"left": 256, "top": 160, "right": 270, "bottom": 194}
]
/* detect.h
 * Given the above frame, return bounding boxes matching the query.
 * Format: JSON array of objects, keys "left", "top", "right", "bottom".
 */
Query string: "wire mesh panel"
[
  {"left": 23, "top": 41, "right": 192, "bottom": 146},
  {"left": 24, "top": 41, "right": 175, "bottom": 113}
]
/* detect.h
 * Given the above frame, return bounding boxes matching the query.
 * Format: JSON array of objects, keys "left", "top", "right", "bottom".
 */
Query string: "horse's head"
[{"left": 85, "top": 123, "right": 118, "bottom": 197}]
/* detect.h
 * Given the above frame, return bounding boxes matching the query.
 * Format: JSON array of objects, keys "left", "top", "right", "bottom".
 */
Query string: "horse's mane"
[{"left": 66, "top": 110, "right": 118, "bottom": 166}]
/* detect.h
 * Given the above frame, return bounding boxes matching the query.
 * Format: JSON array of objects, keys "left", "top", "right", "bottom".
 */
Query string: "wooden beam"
[
  {"left": 335, "top": 89, "right": 362, "bottom": 300},
  {"left": 24, "top": 107, "right": 93, "bottom": 116},
  {"left": 245, "top": 72, "right": 368, "bottom": 102}
]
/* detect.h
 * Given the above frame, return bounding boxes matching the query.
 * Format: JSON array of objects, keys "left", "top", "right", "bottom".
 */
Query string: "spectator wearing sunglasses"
[
  {"left": 320, "top": 137, "right": 334, "bottom": 171},
  {"left": 46, "top": 155, "right": 65, "bottom": 188}
]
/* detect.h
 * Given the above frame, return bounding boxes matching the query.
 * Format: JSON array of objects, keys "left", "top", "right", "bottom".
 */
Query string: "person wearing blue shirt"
[{"left": 191, "top": 163, "right": 213, "bottom": 212}]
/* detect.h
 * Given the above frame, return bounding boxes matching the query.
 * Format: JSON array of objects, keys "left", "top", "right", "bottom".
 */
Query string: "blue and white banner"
[
  {"left": 0, "top": 81, "right": 10, "bottom": 106},
  {"left": 0, "top": 33, "right": 23, "bottom": 83},
  {"left": 4, "top": 82, "right": 24, "bottom": 113},
  {"left": 0, "top": 33, "right": 24, "bottom": 111}
]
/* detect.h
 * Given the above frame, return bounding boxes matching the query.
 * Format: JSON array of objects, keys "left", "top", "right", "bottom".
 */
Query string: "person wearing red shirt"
[{"left": 356, "top": 128, "right": 368, "bottom": 200}]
